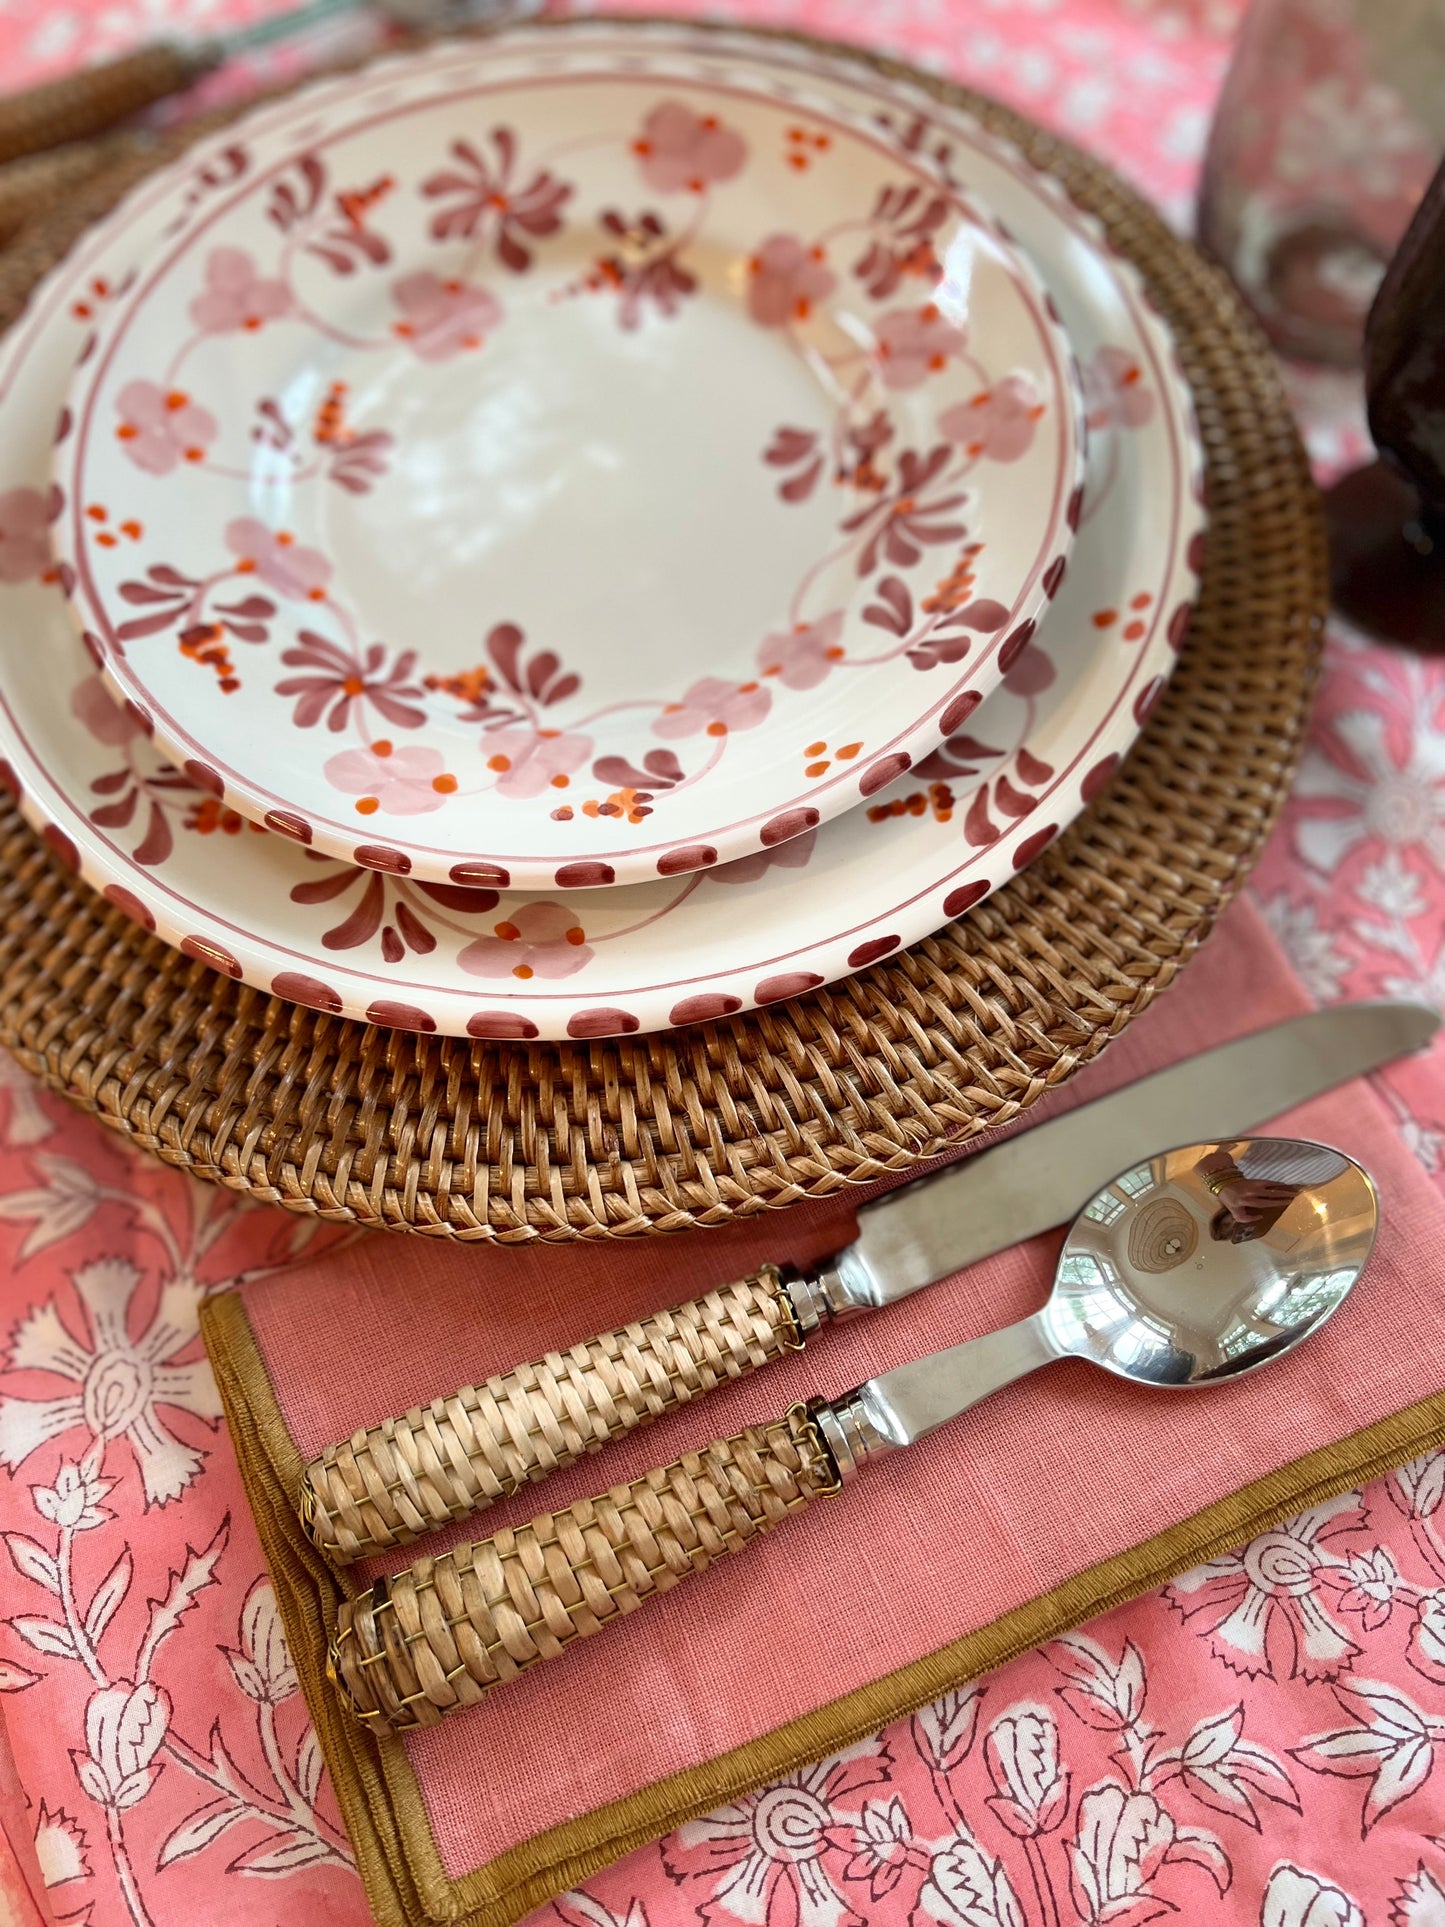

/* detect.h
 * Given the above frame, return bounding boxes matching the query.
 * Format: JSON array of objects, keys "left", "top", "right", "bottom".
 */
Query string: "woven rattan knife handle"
[
  {"left": 0, "top": 45, "right": 213, "bottom": 168},
  {"left": 328, "top": 1403, "right": 839, "bottom": 1731},
  {"left": 301, "top": 1266, "right": 804, "bottom": 1562}
]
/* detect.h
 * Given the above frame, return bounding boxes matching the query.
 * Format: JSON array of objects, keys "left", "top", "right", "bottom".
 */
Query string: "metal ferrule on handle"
[{"left": 301, "top": 1263, "right": 869, "bottom": 1563}]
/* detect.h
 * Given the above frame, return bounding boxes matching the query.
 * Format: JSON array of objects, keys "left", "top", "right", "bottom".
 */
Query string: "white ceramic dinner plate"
[
  {"left": 55, "top": 54, "right": 1081, "bottom": 890},
  {"left": 0, "top": 21, "right": 1201, "bottom": 1040}
]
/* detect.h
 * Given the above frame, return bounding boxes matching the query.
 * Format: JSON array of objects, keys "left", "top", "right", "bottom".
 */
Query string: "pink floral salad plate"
[
  {"left": 53, "top": 46, "right": 1084, "bottom": 894},
  {"left": 0, "top": 21, "right": 1201, "bottom": 1041}
]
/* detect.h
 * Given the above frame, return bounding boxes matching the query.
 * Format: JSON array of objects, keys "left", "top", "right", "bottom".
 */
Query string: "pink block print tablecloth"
[{"left": 2, "top": 2, "right": 1445, "bottom": 1925}]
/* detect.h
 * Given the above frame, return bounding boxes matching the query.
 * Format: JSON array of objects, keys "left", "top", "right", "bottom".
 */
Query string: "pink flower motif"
[
  {"left": 874, "top": 303, "right": 969, "bottom": 389},
  {"left": 756, "top": 613, "right": 845, "bottom": 691},
  {"left": 459, "top": 900, "right": 594, "bottom": 980},
  {"left": 710, "top": 829, "right": 816, "bottom": 885},
  {"left": 940, "top": 373, "right": 1045, "bottom": 460},
  {"left": 746, "top": 236, "right": 836, "bottom": 327},
  {"left": 632, "top": 101, "right": 746, "bottom": 193},
  {"left": 224, "top": 517, "right": 331, "bottom": 601},
  {"left": 324, "top": 740, "right": 455, "bottom": 817},
  {"left": 654, "top": 676, "right": 771, "bottom": 741},
  {"left": 71, "top": 674, "right": 142, "bottom": 746},
  {"left": 1084, "top": 344, "right": 1155, "bottom": 430},
  {"left": 0, "top": 487, "right": 51, "bottom": 583},
  {"left": 188, "top": 247, "right": 292, "bottom": 333},
  {"left": 391, "top": 272, "right": 502, "bottom": 361},
  {"left": 114, "top": 380, "right": 218, "bottom": 476},
  {"left": 481, "top": 725, "right": 593, "bottom": 800}
]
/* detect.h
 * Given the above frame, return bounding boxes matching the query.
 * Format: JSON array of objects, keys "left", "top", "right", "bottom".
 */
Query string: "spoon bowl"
[{"left": 1044, "top": 1135, "right": 1378, "bottom": 1387}]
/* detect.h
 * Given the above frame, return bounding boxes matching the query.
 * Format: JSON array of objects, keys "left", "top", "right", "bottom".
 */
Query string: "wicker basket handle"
[
  {"left": 300, "top": 1265, "right": 805, "bottom": 1562},
  {"left": 0, "top": 46, "right": 214, "bottom": 168},
  {"left": 328, "top": 1402, "right": 839, "bottom": 1732}
]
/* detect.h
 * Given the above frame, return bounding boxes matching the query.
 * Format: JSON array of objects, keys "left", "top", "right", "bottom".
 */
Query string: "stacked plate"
[{"left": 0, "top": 19, "right": 1204, "bottom": 1042}]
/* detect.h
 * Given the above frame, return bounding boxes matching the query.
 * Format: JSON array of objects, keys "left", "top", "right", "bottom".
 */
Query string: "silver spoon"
[
  {"left": 817, "top": 1133, "right": 1379, "bottom": 1474},
  {"left": 331, "top": 1135, "right": 1380, "bottom": 1731}
]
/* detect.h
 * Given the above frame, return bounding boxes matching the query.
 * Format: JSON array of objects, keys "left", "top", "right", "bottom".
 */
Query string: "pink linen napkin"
[{"left": 227, "top": 896, "right": 1445, "bottom": 1895}]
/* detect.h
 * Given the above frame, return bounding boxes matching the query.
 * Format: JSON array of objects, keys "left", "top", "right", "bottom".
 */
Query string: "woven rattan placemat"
[{"left": 0, "top": 20, "right": 1326, "bottom": 1241}]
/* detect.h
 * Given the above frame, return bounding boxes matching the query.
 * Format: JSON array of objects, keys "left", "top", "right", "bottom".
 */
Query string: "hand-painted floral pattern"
[
  {"left": 187, "top": 247, "right": 291, "bottom": 334},
  {"left": 460, "top": 901, "right": 593, "bottom": 981},
  {"left": 654, "top": 677, "right": 773, "bottom": 741},
  {"left": 756, "top": 614, "right": 846, "bottom": 691},
  {"left": 940, "top": 375, "right": 1045, "bottom": 462},
  {"left": 222, "top": 518, "right": 329, "bottom": 603},
  {"left": 389, "top": 271, "right": 500, "bottom": 360},
  {"left": 632, "top": 101, "right": 747, "bottom": 193},
  {"left": 323, "top": 740, "right": 454, "bottom": 816},
  {"left": 746, "top": 234, "right": 837, "bottom": 326},
  {"left": 62, "top": 64, "right": 1077, "bottom": 879},
  {"left": 0, "top": 487, "right": 51, "bottom": 584},
  {"left": 114, "top": 381, "right": 218, "bottom": 476}
]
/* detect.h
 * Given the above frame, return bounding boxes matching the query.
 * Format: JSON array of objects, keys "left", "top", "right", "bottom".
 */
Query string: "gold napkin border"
[{"left": 201, "top": 1287, "right": 1445, "bottom": 1927}]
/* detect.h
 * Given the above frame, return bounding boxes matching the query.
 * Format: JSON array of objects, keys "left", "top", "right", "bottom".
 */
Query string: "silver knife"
[{"left": 300, "top": 1000, "right": 1437, "bottom": 1563}]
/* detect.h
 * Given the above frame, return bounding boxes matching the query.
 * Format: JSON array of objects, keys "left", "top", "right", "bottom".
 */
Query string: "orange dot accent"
[
  {"left": 356, "top": 797, "right": 379, "bottom": 815},
  {"left": 762, "top": 663, "right": 781, "bottom": 676},
  {"left": 1092, "top": 609, "right": 1118, "bottom": 628},
  {"left": 235, "top": 558, "right": 255, "bottom": 572},
  {"left": 787, "top": 154, "right": 808, "bottom": 171},
  {"left": 487, "top": 754, "right": 511, "bottom": 772},
  {"left": 119, "top": 521, "right": 141, "bottom": 539},
  {"left": 826, "top": 646, "right": 845, "bottom": 661},
  {"left": 551, "top": 774, "right": 570, "bottom": 789},
  {"left": 394, "top": 322, "right": 414, "bottom": 338},
  {"left": 706, "top": 721, "right": 728, "bottom": 737},
  {"left": 837, "top": 742, "right": 863, "bottom": 759},
  {"left": 805, "top": 760, "right": 830, "bottom": 778},
  {"left": 539, "top": 728, "right": 560, "bottom": 740},
  {"left": 243, "top": 315, "right": 263, "bottom": 331},
  {"left": 276, "top": 532, "right": 294, "bottom": 547},
  {"left": 432, "top": 774, "right": 457, "bottom": 793},
  {"left": 85, "top": 505, "right": 107, "bottom": 522},
  {"left": 342, "top": 677, "right": 365, "bottom": 696},
  {"left": 565, "top": 927, "right": 586, "bottom": 946},
  {"left": 688, "top": 177, "right": 705, "bottom": 192},
  {"left": 805, "top": 740, "right": 827, "bottom": 757},
  {"left": 495, "top": 921, "right": 520, "bottom": 941},
  {"left": 701, "top": 115, "right": 719, "bottom": 129},
  {"left": 1124, "top": 620, "right": 1146, "bottom": 641},
  {"left": 308, "top": 588, "right": 326, "bottom": 601},
  {"left": 632, "top": 139, "right": 653, "bottom": 155},
  {"left": 184, "top": 447, "right": 205, "bottom": 462},
  {"left": 921, "top": 302, "right": 940, "bottom": 321},
  {"left": 116, "top": 424, "right": 138, "bottom": 440},
  {"left": 164, "top": 391, "right": 188, "bottom": 411},
  {"left": 72, "top": 303, "right": 91, "bottom": 319},
  {"left": 1131, "top": 591, "right": 1153, "bottom": 609},
  {"left": 96, "top": 532, "right": 116, "bottom": 548},
  {"left": 794, "top": 298, "right": 812, "bottom": 320},
  {"left": 372, "top": 740, "right": 393, "bottom": 756},
  {"left": 739, "top": 681, "right": 759, "bottom": 693},
  {"left": 512, "top": 964, "right": 534, "bottom": 979}
]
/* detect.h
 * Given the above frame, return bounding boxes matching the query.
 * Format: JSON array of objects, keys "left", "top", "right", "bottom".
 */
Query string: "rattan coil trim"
[{"left": 0, "top": 21, "right": 1326, "bottom": 1240}]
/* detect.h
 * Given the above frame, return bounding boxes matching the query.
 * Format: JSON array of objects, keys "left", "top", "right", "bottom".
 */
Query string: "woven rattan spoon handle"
[
  {"left": 300, "top": 1266, "right": 810, "bottom": 1563},
  {"left": 328, "top": 1402, "right": 841, "bottom": 1732}
]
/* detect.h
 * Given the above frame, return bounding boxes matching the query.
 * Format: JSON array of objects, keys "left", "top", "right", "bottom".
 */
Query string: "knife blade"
[
  {"left": 797, "top": 999, "right": 1438, "bottom": 1318},
  {"left": 303, "top": 998, "right": 1436, "bottom": 1564}
]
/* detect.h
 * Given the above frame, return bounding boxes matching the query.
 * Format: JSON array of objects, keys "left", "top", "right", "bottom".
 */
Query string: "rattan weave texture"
[
  {"left": 328, "top": 1405, "right": 836, "bottom": 1731},
  {"left": 302, "top": 1266, "right": 797, "bottom": 1561},
  {"left": 0, "top": 22, "right": 1325, "bottom": 1241}
]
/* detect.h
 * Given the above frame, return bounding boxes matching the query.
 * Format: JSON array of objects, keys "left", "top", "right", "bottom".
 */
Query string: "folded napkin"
[{"left": 201, "top": 897, "right": 1445, "bottom": 1927}]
